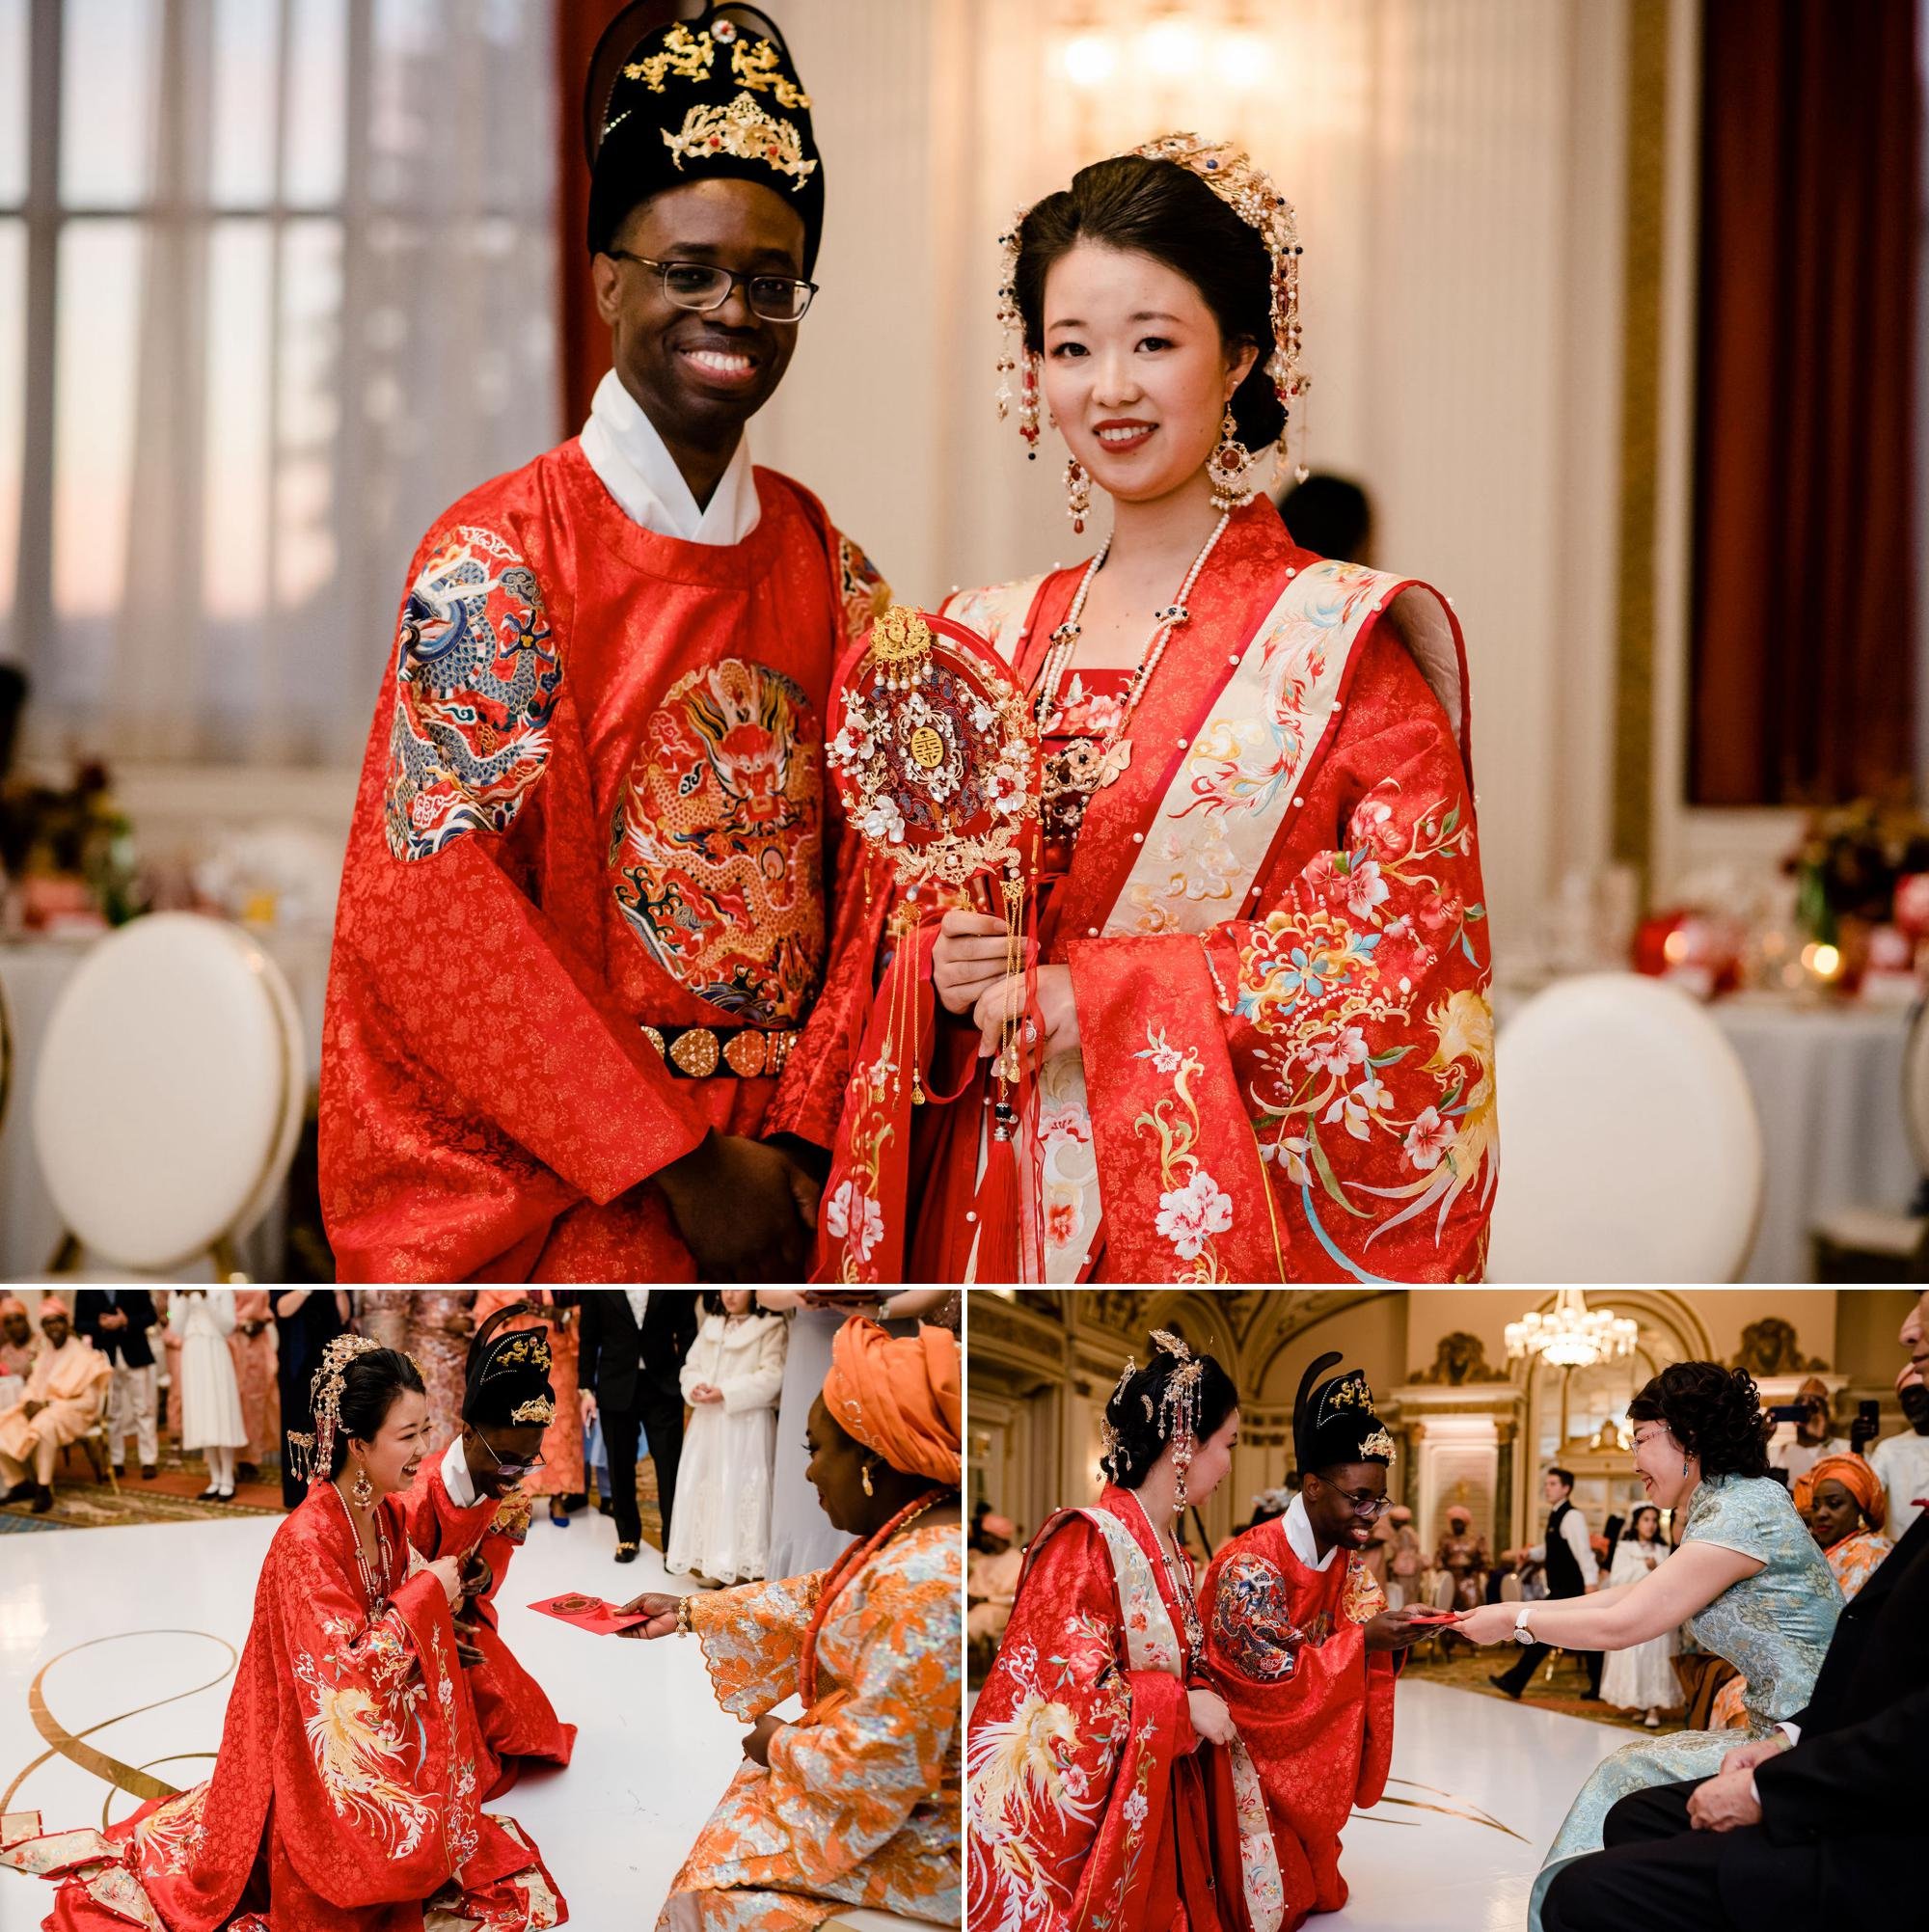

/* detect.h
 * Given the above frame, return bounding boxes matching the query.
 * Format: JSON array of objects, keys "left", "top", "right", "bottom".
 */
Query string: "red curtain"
[
  {"left": 1688, "top": 0, "right": 1921, "bottom": 804},
  {"left": 556, "top": 0, "right": 635, "bottom": 436}
]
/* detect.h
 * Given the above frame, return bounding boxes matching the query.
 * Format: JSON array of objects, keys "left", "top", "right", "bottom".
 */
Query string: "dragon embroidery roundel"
[
  {"left": 610, "top": 659, "right": 825, "bottom": 1026},
  {"left": 383, "top": 525, "right": 561, "bottom": 862}
]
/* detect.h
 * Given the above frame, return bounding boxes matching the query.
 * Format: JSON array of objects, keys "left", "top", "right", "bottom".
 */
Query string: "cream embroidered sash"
[
  {"left": 942, "top": 562, "right": 1460, "bottom": 1280},
  {"left": 1074, "top": 1507, "right": 1285, "bottom": 1932}
]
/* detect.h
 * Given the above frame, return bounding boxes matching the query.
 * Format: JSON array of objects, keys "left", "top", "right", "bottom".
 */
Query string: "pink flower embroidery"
[
  {"left": 1155, "top": 1170, "right": 1234, "bottom": 1260},
  {"left": 1403, "top": 1107, "right": 1454, "bottom": 1172},
  {"left": 1345, "top": 858, "right": 1391, "bottom": 922},
  {"left": 1306, "top": 1025, "right": 1370, "bottom": 1078},
  {"left": 1348, "top": 795, "right": 1398, "bottom": 856}
]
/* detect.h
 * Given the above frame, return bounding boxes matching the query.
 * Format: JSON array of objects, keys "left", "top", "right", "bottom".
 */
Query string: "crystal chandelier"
[{"left": 1505, "top": 1289, "right": 1639, "bottom": 1371}]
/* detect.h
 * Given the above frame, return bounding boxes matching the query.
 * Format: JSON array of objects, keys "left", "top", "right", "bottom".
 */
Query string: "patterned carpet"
[
  {"left": 0, "top": 1449, "right": 666, "bottom": 1541},
  {"left": 1402, "top": 1638, "right": 1689, "bottom": 1734}
]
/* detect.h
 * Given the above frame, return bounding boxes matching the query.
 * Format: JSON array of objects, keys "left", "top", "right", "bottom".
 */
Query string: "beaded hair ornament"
[
  {"left": 996, "top": 133, "right": 1310, "bottom": 492},
  {"left": 1100, "top": 1330, "right": 1212, "bottom": 1510},
  {"left": 288, "top": 1334, "right": 394, "bottom": 1485}
]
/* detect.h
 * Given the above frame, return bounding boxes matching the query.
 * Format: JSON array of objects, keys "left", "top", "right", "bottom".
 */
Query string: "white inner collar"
[{"left": 580, "top": 367, "right": 761, "bottom": 545}]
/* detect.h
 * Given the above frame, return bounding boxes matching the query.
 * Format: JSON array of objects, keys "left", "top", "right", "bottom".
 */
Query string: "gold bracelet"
[{"left": 676, "top": 1595, "right": 693, "bottom": 1637}]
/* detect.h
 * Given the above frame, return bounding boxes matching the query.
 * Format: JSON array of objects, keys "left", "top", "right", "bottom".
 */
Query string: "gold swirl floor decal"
[
  {"left": 1352, "top": 1777, "right": 1531, "bottom": 1841},
  {"left": 3, "top": 1631, "right": 237, "bottom": 1826}
]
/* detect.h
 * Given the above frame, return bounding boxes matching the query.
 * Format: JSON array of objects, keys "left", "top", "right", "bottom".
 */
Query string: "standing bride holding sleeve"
[{"left": 816, "top": 135, "right": 1497, "bottom": 1286}]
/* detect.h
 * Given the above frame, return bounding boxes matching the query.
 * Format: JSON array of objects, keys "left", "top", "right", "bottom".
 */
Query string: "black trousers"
[
  {"left": 1495, "top": 1639, "right": 1602, "bottom": 1696},
  {"left": 1540, "top": 1782, "right": 1737, "bottom": 1932},
  {"left": 600, "top": 1391, "right": 685, "bottom": 1548}
]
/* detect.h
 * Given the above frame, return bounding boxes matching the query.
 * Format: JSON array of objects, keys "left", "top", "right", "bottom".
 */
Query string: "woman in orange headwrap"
[
  {"left": 1711, "top": 1452, "right": 1889, "bottom": 1728},
  {"left": 620, "top": 1319, "right": 962, "bottom": 1932}
]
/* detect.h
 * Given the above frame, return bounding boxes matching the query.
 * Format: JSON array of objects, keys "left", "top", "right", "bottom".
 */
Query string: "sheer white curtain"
[{"left": 11, "top": 0, "right": 559, "bottom": 770}]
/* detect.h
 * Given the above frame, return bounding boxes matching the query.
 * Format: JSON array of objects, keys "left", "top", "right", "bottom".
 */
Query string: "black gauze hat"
[
  {"left": 1293, "top": 1350, "right": 1396, "bottom": 1474},
  {"left": 584, "top": 2, "right": 824, "bottom": 272},
  {"left": 463, "top": 1304, "right": 556, "bottom": 1429}
]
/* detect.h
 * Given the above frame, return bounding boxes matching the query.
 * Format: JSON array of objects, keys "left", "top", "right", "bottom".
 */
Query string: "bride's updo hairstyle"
[
  {"left": 1626, "top": 1362, "right": 1771, "bottom": 1481},
  {"left": 1014, "top": 155, "right": 1286, "bottom": 455},
  {"left": 1100, "top": 1335, "right": 1237, "bottom": 1490}
]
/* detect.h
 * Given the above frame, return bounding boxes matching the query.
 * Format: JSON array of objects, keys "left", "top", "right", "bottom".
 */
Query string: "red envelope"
[{"left": 527, "top": 1592, "right": 651, "bottom": 1635}]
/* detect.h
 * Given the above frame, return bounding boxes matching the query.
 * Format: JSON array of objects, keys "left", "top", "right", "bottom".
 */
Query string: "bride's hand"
[
  {"left": 1186, "top": 1688, "right": 1236, "bottom": 1746},
  {"left": 425, "top": 1555, "right": 465, "bottom": 1608},
  {"left": 932, "top": 911, "right": 1012, "bottom": 1016},
  {"left": 972, "top": 964, "right": 1079, "bottom": 1061}
]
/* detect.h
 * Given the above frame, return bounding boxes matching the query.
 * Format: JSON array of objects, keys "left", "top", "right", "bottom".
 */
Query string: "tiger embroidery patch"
[{"left": 610, "top": 659, "right": 825, "bottom": 1025}]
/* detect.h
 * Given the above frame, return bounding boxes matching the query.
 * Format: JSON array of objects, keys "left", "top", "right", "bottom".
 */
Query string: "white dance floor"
[{"left": 1, "top": 1514, "right": 1628, "bottom": 1932}]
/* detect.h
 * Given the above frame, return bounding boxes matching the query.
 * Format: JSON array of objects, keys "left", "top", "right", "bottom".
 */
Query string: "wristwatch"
[{"left": 1512, "top": 1605, "right": 1535, "bottom": 1644}]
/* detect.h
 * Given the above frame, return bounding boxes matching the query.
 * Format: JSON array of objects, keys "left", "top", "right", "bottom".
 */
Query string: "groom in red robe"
[
  {"left": 321, "top": 1, "right": 888, "bottom": 1283},
  {"left": 403, "top": 1304, "right": 576, "bottom": 1795},
  {"left": 1203, "top": 1353, "right": 1442, "bottom": 1931}
]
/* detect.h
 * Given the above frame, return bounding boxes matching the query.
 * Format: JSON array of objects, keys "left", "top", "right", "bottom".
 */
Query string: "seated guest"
[
  {"left": 0, "top": 1294, "right": 38, "bottom": 1407},
  {"left": 965, "top": 1512, "right": 1021, "bottom": 1644},
  {"left": 0, "top": 1337, "right": 565, "bottom": 1929},
  {"left": 0, "top": 1297, "right": 110, "bottom": 1513},
  {"left": 401, "top": 1303, "right": 576, "bottom": 1790},
  {"left": 622, "top": 1319, "right": 962, "bottom": 1932},
  {"left": 1539, "top": 1288, "right": 1929, "bottom": 1932},
  {"left": 1866, "top": 1362, "right": 1929, "bottom": 1541},
  {"left": 1711, "top": 1451, "right": 1893, "bottom": 1729}
]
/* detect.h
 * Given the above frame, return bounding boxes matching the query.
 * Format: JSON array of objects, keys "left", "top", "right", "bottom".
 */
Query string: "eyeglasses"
[
  {"left": 1326, "top": 1484, "right": 1392, "bottom": 1518},
  {"left": 606, "top": 251, "right": 817, "bottom": 323},
  {"left": 475, "top": 1432, "right": 544, "bottom": 1479}
]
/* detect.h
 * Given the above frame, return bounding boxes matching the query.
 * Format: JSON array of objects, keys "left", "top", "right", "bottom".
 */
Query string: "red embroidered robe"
[
  {"left": 966, "top": 1485, "right": 1228, "bottom": 1932},
  {"left": 321, "top": 440, "right": 887, "bottom": 1281},
  {"left": 0, "top": 1485, "right": 563, "bottom": 1932},
  {"left": 1201, "top": 1515, "right": 1397, "bottom": 1932},
  {"left": 808, "top": 494, "right": 1495, "bottom": 1285},
  {"left": 400, "top": 1461, "right": 575, "bottom": 1790}
]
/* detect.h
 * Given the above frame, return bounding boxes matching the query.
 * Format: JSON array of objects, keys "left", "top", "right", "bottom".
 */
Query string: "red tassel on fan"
[{"left": 971, "top": 1099, "right": 1024, "bottom": 1285}]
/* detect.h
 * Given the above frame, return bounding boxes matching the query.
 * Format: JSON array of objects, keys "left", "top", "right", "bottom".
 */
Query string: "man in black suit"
[
  {"left": 578, "top": 1291, "right": 697, "bottom": 1565},
  {"left": 1541, "top": 1288, "right": 1929, "bottom": 1929},
  {"left": 72, "top": 1290, "right": 159, "bottom": 1479}
]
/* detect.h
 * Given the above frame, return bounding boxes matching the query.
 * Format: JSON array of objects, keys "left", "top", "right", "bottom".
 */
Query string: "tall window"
[{"left": 0, "top": 0, "right": 559, "bottom": 770}]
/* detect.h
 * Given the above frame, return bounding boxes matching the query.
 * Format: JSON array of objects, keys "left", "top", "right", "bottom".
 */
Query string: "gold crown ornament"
[{"left": 664, "top": 92, "right": 818, "bottom": 189}]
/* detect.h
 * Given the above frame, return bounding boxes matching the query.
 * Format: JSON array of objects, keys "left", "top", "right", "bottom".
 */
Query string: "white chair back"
[
  {"left": 31, "top": 913, "right": 305, "bottom": 1273},
  {"left": 1486, "top": 972, "right": 1763, "bottom": 1282},
  {"left": 1431, "top": 1571, "right": 1458, "bottom": 1612}
]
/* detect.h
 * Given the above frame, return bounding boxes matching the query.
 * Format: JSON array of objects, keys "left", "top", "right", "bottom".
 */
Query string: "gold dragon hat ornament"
[{"left": 995, "top": 132, "right": 1309, "bottom": 482}]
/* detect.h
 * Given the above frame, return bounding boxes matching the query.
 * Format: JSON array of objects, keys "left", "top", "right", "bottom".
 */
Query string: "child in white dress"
[
  {"left": 1598, "top": 1504, "right": 1679, "bottom": 1726},
  {"left": 169, "top": 1290, "right": 248, "bottom": 1500},
  {"left": 667, "top": 1292, "right": 787, "bottom": 1585}
]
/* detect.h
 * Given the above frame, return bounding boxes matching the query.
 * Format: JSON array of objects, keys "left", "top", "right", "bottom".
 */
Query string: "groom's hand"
[
  {"left": 1365, "top": 1605, "right": 1456, "bottom": 1652},
  {"left": 1688, "top": 1767, "right": 1762, "bottom": 1832}
]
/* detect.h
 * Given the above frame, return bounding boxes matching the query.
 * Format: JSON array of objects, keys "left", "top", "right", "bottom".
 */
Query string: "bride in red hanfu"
[
  {"left": 811, "top": 135, "right": 1496, "bottom": 1286},
  {"left": 966, "top": 1334, "right": 1252, "bottom": 1932},
  {"left": 1201, "top": 1353, "right": 1442, "bottom": 1932},
  {"left": 0, "top": 1338, "right": 565, "bottom": 1932}
]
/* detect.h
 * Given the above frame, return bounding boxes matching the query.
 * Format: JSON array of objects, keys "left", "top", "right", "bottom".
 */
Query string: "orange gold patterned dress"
[{"left": 656, "top": 1518, "right": 961, "bottom": 1931}]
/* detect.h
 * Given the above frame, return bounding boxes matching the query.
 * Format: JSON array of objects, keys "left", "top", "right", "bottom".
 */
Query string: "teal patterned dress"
[{"left": 1527, "top": 1474, "right": 1840, "bottom": 1929}]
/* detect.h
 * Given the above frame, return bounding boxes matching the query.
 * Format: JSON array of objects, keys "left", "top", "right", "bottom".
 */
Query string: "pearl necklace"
[
  {"left": 332, "top": 1481, "right": 391, "bottom": 1612},
  {"left": 1033, "top": 510, "right": 1232, "bottom": 839},
  {"left": 1129, "top": 1489, "right": 1205, "bottom": 1655}
]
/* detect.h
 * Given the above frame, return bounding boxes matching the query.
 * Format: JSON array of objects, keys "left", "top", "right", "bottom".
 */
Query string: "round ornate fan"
[{"left": 826, "top": 606, "right": 1040, "bottom": 892}]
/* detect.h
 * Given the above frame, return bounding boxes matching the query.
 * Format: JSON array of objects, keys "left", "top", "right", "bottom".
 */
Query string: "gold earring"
[
  {"left": 1209, "top": 405, "right": 1256, "bottom": 513},
  {"left": 351, "top": 1460, "right": 374, "bottom": 1509},
  {"left": 1065, "top": 456, "right": 1091, "bottom": 534},
  {"left": 861, "top": 1459, "right": 876, "bottom": 1497}
]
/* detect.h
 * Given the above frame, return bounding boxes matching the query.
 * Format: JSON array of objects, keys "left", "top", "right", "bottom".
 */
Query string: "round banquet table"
[
  {"left": 0, "top": 925, "right": 330, "bottom": 1282},
  {"left": 1711, "top": 993, "right": 1918, "bottom": 1282}
]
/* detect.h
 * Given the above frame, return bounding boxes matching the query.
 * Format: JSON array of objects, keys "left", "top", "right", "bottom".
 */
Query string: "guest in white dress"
[
  {"left": 1598, "top": 1505, "right": 1679, "bottom": 1727},
  {"left": 667, "top": 1293, "right": 787, "bottom": 1586},
  {"left": 170, "top": 1290, "right": 248, "bottom": 1501}
]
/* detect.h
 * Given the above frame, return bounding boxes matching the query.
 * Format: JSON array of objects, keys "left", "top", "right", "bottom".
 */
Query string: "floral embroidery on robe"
[{"left": 655, "top": 1521, "right": 959, "bottom": 1931}]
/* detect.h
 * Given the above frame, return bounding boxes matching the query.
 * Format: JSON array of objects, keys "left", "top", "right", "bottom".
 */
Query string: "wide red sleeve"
[
  {"left": 265, "top": 1525, "right": 480, "bottom": 1907},
  {"left": 763, "top": 522, "right": 893, "bottom": 1150},
  {"left": 322, "top": 516, "right": 709, "bottom": 1278},
  {"left": 965, "top": 1517, "right": 1194, "bottom": 1932},
  {"left": 1068, "top": 631, "right": 1495, "bottom": 1284}
]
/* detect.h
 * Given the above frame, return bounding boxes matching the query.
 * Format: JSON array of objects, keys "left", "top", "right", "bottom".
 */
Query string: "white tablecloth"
[
  {"left": 0, "top": 926, "right": 330, "bottom": 1282},
  {"left": 1712, "top": 994, "right": 1917, "bottom": 1282}
]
